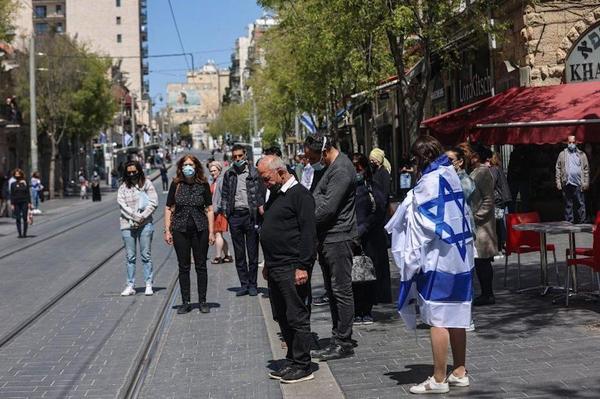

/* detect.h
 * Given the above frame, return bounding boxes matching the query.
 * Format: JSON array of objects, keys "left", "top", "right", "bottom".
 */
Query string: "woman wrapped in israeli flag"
[{"left": 385, "top": 135, "right": 474, "bottom": 394}]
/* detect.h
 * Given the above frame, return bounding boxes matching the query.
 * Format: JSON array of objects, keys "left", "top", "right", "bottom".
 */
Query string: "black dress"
[{"left": 91, "top": 177, "right": 102, "bottom": 201}]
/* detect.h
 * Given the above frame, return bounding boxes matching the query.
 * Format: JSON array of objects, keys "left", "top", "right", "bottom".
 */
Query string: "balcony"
[
  {"left": 142, "top": 61, "right": 149, "bottom": 75},
  {"left": 143, "top": 80, "right": 150, "bottom": 94},
  {"left": 141, "top": 45, "right": 148, "bottom": 58}
]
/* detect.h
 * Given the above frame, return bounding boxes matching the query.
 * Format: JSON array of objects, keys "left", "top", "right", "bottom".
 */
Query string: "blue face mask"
[
  {"left": 182, "top": 165, "right": 195, "bottom": 177},
  {"left": 568, "top": 143, "right": 577, "bottom": 152}
]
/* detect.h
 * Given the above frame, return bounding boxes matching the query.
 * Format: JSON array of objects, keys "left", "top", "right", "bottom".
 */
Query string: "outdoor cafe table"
[{"left": 513, "top": 221, "right": 593, "bottom": 296}]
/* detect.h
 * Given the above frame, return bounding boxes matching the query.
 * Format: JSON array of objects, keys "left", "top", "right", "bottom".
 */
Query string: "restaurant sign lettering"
[
  {"left": 458, "top": 71, "right": 492, "bottom": 105},
  {"left": 566, "top": 23, "right": 600, "bottom": 83}
]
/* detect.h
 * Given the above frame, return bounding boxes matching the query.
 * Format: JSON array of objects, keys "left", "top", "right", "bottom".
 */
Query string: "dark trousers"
[
  {"left": 161, "top": 177, "right": 169, "bottom": 191},
  {"left": 14, "top": 202, "right": 28, "bottom": 237},
  {"left": 318, "top": 240, "right": 354, "bottom": 346},
  {"left": 229, "top": 210, "right": 259, "bottom": 289},
  {"left": 268, "top": 267, "right": 312, "bottom": 370},
  {"left": 475, "top": 257, "right": 494, "bottom": 297},
  {"left": 563, "top": 185, "right": 587, "bottom": 223},
  {"left": 173, "top": 229, "right": 209, "bottom": 303},
  {"left": 352, "top": 281, "right": 376, "bottom": 317},
  {"left": 508, "top": 179, "right": 530, "bottom": 213},
  {"left": 364, "top": 231, "right": 392, "bottom": 303}
]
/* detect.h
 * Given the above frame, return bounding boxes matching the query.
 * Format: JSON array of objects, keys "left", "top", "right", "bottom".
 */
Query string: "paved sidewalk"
[
  {"left": 140, "top": 258, "right": 282, "bottom": 399},
  {"left": 308, "top": 233, "right": 600, "bottom": 398}
]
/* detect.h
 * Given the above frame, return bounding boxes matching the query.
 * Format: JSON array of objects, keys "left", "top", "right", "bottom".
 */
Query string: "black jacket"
[{"left": 220, "top": 164, "right": 266, "bottom": 225}]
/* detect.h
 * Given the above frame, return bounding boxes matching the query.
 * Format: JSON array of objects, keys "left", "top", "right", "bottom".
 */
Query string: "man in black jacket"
[
  {"left": 304, "top": 134, "right": 357, "bottom": 361},
  {"left": 258, "top": 155, "right": 316, "bottom": 384},
  {"left": 220, "top": 144, "right": 266, "bottom": 296}
]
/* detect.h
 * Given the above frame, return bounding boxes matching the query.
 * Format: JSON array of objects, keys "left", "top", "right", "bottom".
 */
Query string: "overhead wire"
[{"left": 167, "top": 0, "right": 191, "bottom": 70}]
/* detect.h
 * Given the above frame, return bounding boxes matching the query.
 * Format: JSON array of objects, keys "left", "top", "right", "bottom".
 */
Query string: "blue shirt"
[{"left": 566, "top": 150, "right": 582, "bottom": 187}]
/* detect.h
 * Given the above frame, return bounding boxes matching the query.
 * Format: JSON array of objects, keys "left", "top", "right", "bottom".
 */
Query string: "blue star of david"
[{"left": 417, "top": 176, "right": 471, "bottom": 260}]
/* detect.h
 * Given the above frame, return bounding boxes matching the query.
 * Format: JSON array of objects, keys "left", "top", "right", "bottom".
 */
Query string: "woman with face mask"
[
  {"left": 164, "top": 155, "right": 215, "bottom": 314},
  {"left": 351, "top": 153, "right": 388, "bottom": 325},
  {"left": 117, "top": 161, "right": 159, "bottom": 296}
]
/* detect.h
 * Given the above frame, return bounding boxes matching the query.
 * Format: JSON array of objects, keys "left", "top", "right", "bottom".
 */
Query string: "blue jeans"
[
  {"left": 31, "top": 190, "right": 40, "bottom": 209},
  {"left": 121, "top": 222, "right": 154, "bottom": 286},
  {"left": 563, "top": 185, "right": 587, "bottom": 224}
]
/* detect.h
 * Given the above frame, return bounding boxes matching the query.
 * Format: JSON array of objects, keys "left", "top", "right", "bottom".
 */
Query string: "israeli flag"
[
  {"left": 385, "top": 155, "right": 474, "bottom": 329},
  {"left": 143, "top": 131, "right": 151, "bottom": 144},
  {"left": 299, "top": 113, "right": 317, "bottom": 134}
]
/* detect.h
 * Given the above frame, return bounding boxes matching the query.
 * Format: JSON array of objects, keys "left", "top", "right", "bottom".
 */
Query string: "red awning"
[{"left": 422, "top": 81, "right": 600, "bottom": 145}]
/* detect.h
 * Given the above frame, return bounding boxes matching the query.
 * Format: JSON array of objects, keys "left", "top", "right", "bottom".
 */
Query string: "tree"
[
  {"left": 15, "top": 34, "right": 116, "bottom": 198},
  {"left": 258, "top": 0, "right": 502, "bottom": 151},
  {"left": 208, "top": 101, "right": 252, "bottom": 141},
  {"left": 0, "top": 0, "right": 15, "bottom": 43}
]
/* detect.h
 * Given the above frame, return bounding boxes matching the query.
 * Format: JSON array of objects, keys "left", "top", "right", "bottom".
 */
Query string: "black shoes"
[
  {"left": 268, "top": 364, "right": 293, "bottom": 380},
  {"left": 313, "top": 294, "right": 329, "bottom": 306},
  {"left": 311, "top": 344, "right": 354, "bottom": 361},
  {"left": 199, "top": 302, "right": 210, "bottom": 313},
  {"left": 280, "top": 367, "right": 314, "bottom": 384},
  {"left": 473, "top": 295, "right": 496, "bottom": 306},
  {"left": 249, "top": 287, "right": 258, "bottom": 296},
  {"left": 177, "top": 302, "right": 192, "bottom": 314},
  {"left": 236, "top": 288, "right": 249, "bottom": 297}
]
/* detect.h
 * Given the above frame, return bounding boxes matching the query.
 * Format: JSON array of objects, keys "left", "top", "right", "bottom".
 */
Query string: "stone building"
[{"left": 167, "top": 62, "right": 230, "bottom": 149}]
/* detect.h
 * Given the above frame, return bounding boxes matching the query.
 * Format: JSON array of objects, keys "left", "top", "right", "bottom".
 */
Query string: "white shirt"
[
  {"left": 300, "top": 164, "right": 314, "bottom": 190},
  {"left": 266, "top": 176, "right": 298, "bottom": 202}
]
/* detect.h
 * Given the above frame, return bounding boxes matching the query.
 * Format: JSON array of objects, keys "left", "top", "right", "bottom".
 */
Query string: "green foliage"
[
  {"left": 208, "top": 101, "right": 251, "bottom": 140},
  {"left": 0, "top": 0, "right": 15, "bottom": 43},
  {"left": 179, "top": 122, "right": 191, "bottom": 140},
  {"left": 15, "top": 34, "right": 116, "bottom": 143}
]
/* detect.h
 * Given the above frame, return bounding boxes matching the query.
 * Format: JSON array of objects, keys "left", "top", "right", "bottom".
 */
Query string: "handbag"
[{"left": 352, "top": 252, "right": 377, "bottom": 282}]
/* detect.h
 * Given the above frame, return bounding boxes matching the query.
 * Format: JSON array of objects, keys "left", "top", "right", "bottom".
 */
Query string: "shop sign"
[
  {"left": 458, "top": 72, "right": 492, "bottom": 104},
  {"left": 566, "top": 23, "right": 600, "bottom": 83}
]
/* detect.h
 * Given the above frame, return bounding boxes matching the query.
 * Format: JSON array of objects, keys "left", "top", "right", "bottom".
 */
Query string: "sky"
[{"left": 147, "top": 0, "right": 264, "bottom": 109}]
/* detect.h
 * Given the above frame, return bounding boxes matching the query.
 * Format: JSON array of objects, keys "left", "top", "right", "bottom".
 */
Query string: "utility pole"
[
  {"left": 131, "top": 93, "right": 136, "bottom": 148},
  {"left": 29, "top": 35, "right": 38, "bottom": 174},
  {"left": 252, "top": 97, "right": 258, "bottom": 137}
]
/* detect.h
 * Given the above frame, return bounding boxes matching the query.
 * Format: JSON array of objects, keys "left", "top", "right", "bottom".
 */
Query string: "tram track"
[{"left": 0, "top": 169, "right": 169, "bottom": 260}]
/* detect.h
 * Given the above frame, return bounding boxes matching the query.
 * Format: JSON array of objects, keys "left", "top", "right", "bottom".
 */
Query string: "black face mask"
[{"left": 127, "top": 172, "right": 139, "bottom": 182}]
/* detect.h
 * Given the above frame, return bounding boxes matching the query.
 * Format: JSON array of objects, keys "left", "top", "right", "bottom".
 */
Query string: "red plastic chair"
[
  {"left": 504, "top": 212, "right": 557, "bottom": 289},
  {"left": 566, "top": 211, "right": 600, "bottom": 258},
  {"left": 564, "top": 222, "right": 600, "bottom": 306}
]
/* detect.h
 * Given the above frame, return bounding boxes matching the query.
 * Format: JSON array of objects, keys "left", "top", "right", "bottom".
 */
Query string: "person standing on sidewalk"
[
  {"left": 160, "top": 163, "right": 169, "bottom": 194},
  {"left": 386, "top": 136, "right": 474, "bottom": 394},
  {"left": 220, "top": 144, "right": 266, "bottom": 297},
  {"left": 91, "top": 171, "right": 102, "bottom": 202},
  {"left": 257, "top": 155, "right": 317, "bottom": 384},
  {"left": 118, "top": 161, "right": 158, "bottom": 297},
  {"left": 351, "top": 153, "right": 387, "bottom": 325},
  {"left": 30, "top": 171, "right": 43, "bottom": 214},
  {"left": 164, "top": 155, "right": 215, "bottom": 314},
  {"left": 208, "top": 161, "right": 233, "bottom": 264},
  {"left": 10, "top": 169, "right": 32, "bottom": 238},
  {"left": 304, "top": 134, "right": 357, "bottom": 361},
  {"left": 470, "top": 143, "right": 498, "bottom": 306},
  {"left": 556, "top": 135, "right": 589, "bottom": 224}
]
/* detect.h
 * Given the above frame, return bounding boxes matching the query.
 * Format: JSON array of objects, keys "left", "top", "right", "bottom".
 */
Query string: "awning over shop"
[{"left": 421, "top": 81, "right": 600, "bottom": 145}]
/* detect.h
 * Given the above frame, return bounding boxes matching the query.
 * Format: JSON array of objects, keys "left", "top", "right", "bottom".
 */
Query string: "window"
[
  {"left": 56, "top": 22, "right": 64, "bottom": 33},
  {"left": 116, "top": 0, "right": 121, "bottom": 7},
  {"left": 116, "top": 16, "right": 121, "bottom": 25},
  {"left": 34, "top": 23, "right": 49, "bottom": 34},
  {"left": 34, "top": 6, "right": 46, "bottom": 18},
  {"left": 55, "top": 4, "right": 63, "bottom": 15},
  {"left": 117, "top": 34, "right": 122, "bottom": 43}
]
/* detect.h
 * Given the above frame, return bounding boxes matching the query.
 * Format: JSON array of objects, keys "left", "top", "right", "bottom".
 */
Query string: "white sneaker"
[
  {"left": 409, "top": 376, "right": 449, "bottom": 394},
  {"left": 145, "top": 284, "right": 153, "bottom": 296},
  {"left": 446, "top": 372, "right": 470, "bottom": 387},
  {"left": 121, "top": 285, "right": 136, "bottom": 296}
]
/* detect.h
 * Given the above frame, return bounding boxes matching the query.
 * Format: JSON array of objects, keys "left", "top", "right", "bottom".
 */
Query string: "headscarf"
[{"left": 370, "top": 148, "right": 392, "bottom": 174}]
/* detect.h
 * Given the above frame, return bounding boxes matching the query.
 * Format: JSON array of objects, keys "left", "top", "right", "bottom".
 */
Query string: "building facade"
[{"left": 167, "top": 61, "right": 230, "bottom": 149}]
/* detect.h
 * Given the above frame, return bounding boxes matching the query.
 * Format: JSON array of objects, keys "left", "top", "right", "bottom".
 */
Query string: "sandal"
[
  {"left": 211, "top": 257, "right": 223, "bottom": 264},
  {"left": 222, "top": 255, "right": 233, "bottom": 263}
]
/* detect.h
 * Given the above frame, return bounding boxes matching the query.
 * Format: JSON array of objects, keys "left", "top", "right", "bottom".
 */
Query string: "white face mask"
[{"left": 311, "top": 161, "right": 324, "bottom": 172}]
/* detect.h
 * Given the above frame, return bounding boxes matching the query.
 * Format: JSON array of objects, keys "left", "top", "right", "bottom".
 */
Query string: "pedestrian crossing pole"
[{"left": 29, "top": 35, "right": 38, "bottom": 174}]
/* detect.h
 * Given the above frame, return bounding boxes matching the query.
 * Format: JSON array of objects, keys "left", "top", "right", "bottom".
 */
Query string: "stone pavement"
[
  {"left": 139, "top": 256, "right": 282, "bottom": 399},
  {"left": 307, "top": 232, "right": 600, "bottom": 398}
]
